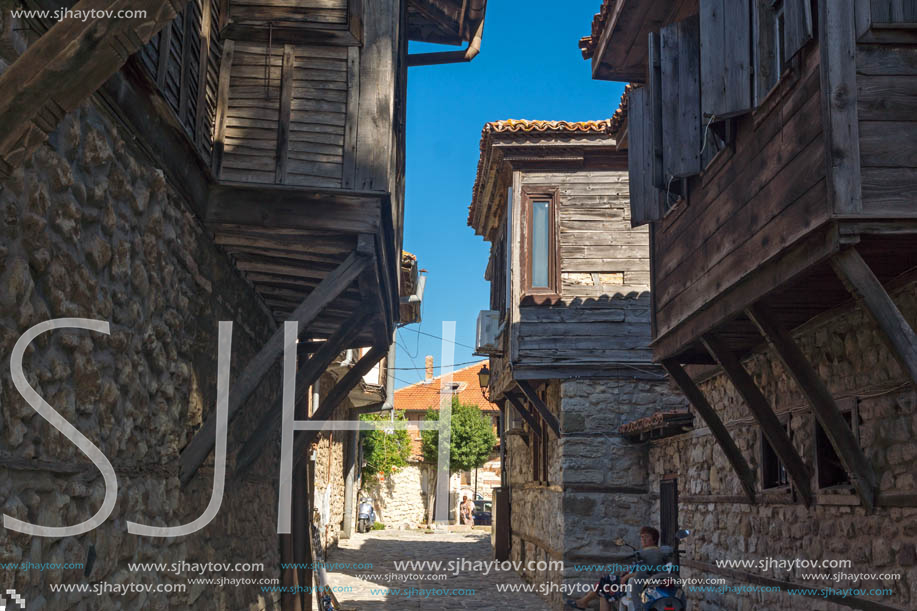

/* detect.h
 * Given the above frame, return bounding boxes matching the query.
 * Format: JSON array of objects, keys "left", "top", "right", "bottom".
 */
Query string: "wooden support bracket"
[
  {"left": 292, "top": 344, "right": 389, "bottom": 469},
  {"left": 233, "top": 305, "right": 374, "bottom": 477},
  {"left": 702, "top": 334, "right": 813, "bottom": 506},
  {"left": 0, "top": 0, "right": 189, "bottom": 178},
  {"left": 661, "top": 359, "right": 756, "bottom": 503},
  {"left": 504, "top": 393, "right": 540, "bottom": 434},
  {"left": 515, "top": 381, "right": 561, "bottom": 437},
  {"left": 746, "top": 303, "right": 878, "bottom": 511},
  {"left": 831, "top": 247, "right": 917, "bottom": 387},
  {"left": 179, "top": 249, "right": 371, "bottom": 485}
]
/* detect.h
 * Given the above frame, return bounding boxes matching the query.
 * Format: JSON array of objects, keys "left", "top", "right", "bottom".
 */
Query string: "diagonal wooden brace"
[
  {"left": 292, "top": 344, "right": 389, "bottom": 470},
  {"left": 746, "top": 303, "right": 878, "bottom": 511},
  {"left": 661, "top": 359, "right": 756, "bottom": 503},
  {"left": 179, "top": 249, "right": 371, "bottom": 485},
  {"left": 504, "top": 393, "right": 540, "bottom": 434},
  {"left": 233, "top": 305, "right": 374, "bottom": 477},
  {"left": 831, "top": 247, "right": 917, "bottom": 387},
  {"left": 702, "top": 334, "right": 813, "bottom": 506},
  {"left": 515, "top": 381, "right": 561, "bottom": 436}
]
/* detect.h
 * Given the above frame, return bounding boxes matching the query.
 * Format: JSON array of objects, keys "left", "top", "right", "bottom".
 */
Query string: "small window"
[
  {"left": 522, "top": 189, "right": 558, "bottom": 298},
  {"left": 816, "top": 400, "right": 859, "bottom": 489},
  {"left": 761, "top": 418, "right": 791, "bottom": 490},
  {"left": 754, "top": 0, "right": 785, "bottom": 103}
]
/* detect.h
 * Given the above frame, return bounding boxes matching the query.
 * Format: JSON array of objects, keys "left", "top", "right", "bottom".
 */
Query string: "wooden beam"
[
  {"left": 179, "top": 248, "right": 372, "bottom": 485},
  {"left": 211, "top": 38, "right": 234, "bottom": 176},
  {"left": 701, "top": 334, "right": 813, "bottom": 506},
  {"left": 746, "top": 303, "right": 878, "bottom": 510},
  {"left": 357, "top": 248, "right": 389, "bottom": 347},
  {"left": 233, "top": 306, "right": 374, "bottom": 477},
  {"left": 0, "top": 0, "right": 189, "bottom": 178},
  {"left": 819, "top": 0, "right": 862, "bottom": 214},
  {"left": 661, "top": 359, "right": 756, "bottom": 503},
  {"left": 292, "top": 344, "right": 389, "bottom": 468},
  {"left": 831, "top": 247, "right": 917, "bottom": 387},
  {"left": 194, "top": 0, "right": 213, "bottom": 150},
  {"left": 504, "top": 393, "right": 540, "bottom": 433},
  {"left": 275, "top": 44, "right": 294, "bottom": 184},
  {"left": 515, "top": 381, "right": 560, "bottom": 437}
]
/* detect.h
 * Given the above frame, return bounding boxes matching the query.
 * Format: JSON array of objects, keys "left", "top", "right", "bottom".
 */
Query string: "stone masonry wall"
[
  {"left": 647, "top": 281, "right": 917, "bottom": 610},
  {"left": 0, "top": 95, "right": 285, "bottom": 610},
  {"left": 503, "top": 377, "right": 688, "bottom": 610},
  {"left": 559, "top": 377, "right": 688, "bottom": 609}
]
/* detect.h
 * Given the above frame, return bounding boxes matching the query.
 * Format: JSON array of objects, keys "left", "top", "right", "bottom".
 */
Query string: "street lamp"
[{"left": 478, "top": 365, "right": 491, "bottom": 401}]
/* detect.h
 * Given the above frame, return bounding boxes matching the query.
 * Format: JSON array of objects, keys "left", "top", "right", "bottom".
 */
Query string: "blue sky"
[{"left": 395, "top": 1, "right": 626, "bottom": 388}]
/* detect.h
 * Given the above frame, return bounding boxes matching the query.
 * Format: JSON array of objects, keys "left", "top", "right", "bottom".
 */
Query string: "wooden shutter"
[
  {"left": 870, "top": 0, "right": 917, "bottom": 23},
  {"left": 648, "top": 32, "right": 664, "bottom": 189},
  {"left": 660, "top": 15, "right": 702, "bottom": 180},
  {"left": 700, "top": 0, "right": 752, "bottom": 119},
  {"left": 628, "top": 87, "right": 661, "bottom": 227},
  {"left": 784, "top": 0, "right": 814, "bottom": 60}
]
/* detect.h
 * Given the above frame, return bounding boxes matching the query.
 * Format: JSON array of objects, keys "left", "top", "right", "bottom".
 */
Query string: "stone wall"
[
  {"left": 310, "top": 376, "right": 350, "bottom": 554},
  {"left": 0, "top": 93, "right": 285, "bottom": 610},
  {"left": 647, "top": 281, "right": 917, "bottom": 610},
  {"left": 503, "top": 376, "right": 688, "bottom": 609}
]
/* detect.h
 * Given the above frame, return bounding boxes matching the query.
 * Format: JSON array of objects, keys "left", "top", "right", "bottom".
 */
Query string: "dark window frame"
[
  {"left": 815, "top": 399, "right": 859, "bottom": 490},
  {"left": 760, "top": 416, "right": 792, "bottom": 490},
  {"left": 520, "top": 188, "right": 560, "bottom": 303}
]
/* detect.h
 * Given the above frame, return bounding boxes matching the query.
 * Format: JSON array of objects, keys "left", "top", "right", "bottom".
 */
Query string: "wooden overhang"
[
  {"left": 580, "top": 0, "right": 696, "bottom": 83},
  {"left": 407, "top": 0, "right": 486, "bottom": 46}
]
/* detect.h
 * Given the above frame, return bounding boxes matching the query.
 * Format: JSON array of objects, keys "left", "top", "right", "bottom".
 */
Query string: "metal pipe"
[{"left": 407, "top": 14, "right": 485, "bottom": 67}]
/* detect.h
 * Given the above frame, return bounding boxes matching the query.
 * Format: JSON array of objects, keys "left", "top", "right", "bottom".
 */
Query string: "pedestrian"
[{"left": 460, "top": 495, "right": 474, "bottom": 525}]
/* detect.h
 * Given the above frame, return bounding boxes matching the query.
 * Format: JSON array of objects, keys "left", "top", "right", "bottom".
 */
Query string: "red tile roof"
[
  {"left": 580, "top": 0, "right": 617, "bottom": 60},
  {"left": 395, "top": 361, "right": 499, "bottom": 413}
]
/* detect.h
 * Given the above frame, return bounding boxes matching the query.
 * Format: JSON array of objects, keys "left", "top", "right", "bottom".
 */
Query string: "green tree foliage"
[
  {"left": 420, "top": 397, "right": 497, "bottom": 472},
  {"left": 359, "top": 411, "right": 411, "bottom": 480}
]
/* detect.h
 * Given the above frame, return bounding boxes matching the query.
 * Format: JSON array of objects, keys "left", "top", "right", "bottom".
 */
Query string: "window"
[
  {"left": 754, "top": 0, "right": 785, "bottom": 102},
  {"left": 761, "top": 418, "right": 791, "bottom": 490},
  {"left": 522, "top": 189, "right": 558, "bottom": 299},
  {"left": 816, "top": 399, "right": 859, "bottom": 489}
]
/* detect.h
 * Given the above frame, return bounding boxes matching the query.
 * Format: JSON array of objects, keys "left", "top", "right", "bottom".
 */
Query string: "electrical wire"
[{"left": 398, "top": 327, "right": 477, "bottom": 350}]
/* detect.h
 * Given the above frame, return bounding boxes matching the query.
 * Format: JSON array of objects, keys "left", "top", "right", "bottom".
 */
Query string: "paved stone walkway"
[{"left": 318, "top": 528, "right": 551, "bottom": 610}]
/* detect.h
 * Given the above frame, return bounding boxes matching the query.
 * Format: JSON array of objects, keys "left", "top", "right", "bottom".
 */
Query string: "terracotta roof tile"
[
  {"left": 619, "top": 410, "right": 693, "bottom": 435},
  {"left": 580, "top": 0, "right": 617, "bottom": 60},
  {"left": 394, "top": 361, "right": 498, "bottom": 413}
]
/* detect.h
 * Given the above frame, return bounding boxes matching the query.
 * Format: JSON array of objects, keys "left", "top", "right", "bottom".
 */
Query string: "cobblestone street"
[{"left": 320, "top": 529, "right": 551, "bottom": 610}]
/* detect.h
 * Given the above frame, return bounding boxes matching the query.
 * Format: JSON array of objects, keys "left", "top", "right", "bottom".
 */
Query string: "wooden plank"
[
  {"left": 157, "top": 15, "right": 175, "bottom": 91},
  {"left": 700, "top": 0, "right": 752, "bottom": 119},
  {"left": 860, "top": 121, "right": 917, "bottom": 167},
  {"left": 504, "top": 393, "right": 540, "bottom": 433},
  {"left": 746, "top": 304, "right": 878, "bottom": 511},
  {"left": 660, "top": 15, "right": 701, "bottom": 180},
  {"left": 179, "top": 248, "right": 372, "bottom": 485},
  {"left": 661, "top": 359, "right": 755, "bottom": 503},
  {"left": 648, "top": 31, "right": 664, "bottom": 189},
  {"left": 178, "top": 5, "right": 196, "bottom": 128},
  {"left": 831, "top": 247, "right": 917, "bottom": 386},
  {"left": 276, "top": 44, "right": 295, "bottom": 183},
  {"left": 233, "top": 306, "right": 373, "bottom": 476},
  {"left": 701, "top": 334, "right": 813, "bottom": 506},
  {"left": 627, "top": 87, "right": 658, "bottom": 227},
  {"left": 515, "top": 381, "right": 560, "bottom": 437},
  {"left": 785, "top": 0, "right": 814, "bottom": 60},
  {"left": 211, "top": 38, "right": 234, "bottom": 176},
  {"left": 819, "top": 0, "right": 862, "bottom": 214},
  {"left": 293, "top": 344, "right": 389, "bottom": 468},
  {"left": 342, "top": 45, "right": 360, "bottom": 189},
  {"left": 857, "top": 74, "right": 917, "bottom": 120}
]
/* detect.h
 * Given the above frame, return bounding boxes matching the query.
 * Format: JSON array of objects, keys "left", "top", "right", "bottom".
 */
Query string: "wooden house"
[
  {"left": 468, "top": 120, "right": 688, "bottom": 606},
  {"left": 582, "top": 1, "right": 917, "bottom": 608}
]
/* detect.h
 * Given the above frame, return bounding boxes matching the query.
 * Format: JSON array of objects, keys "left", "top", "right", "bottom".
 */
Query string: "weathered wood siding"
[
  {"left": 515, "top": 169, "right": 653, "bottom": 366},
  {"left": 138, "top": 0, "right": 221, "bottom": 163},
  {"left": 217, "top": 42, "right": 349, "bottom": 188},
  {"left": 230, "top": 0, "right": 349, "bottom": 26},
  {"left": 653, "top": 42, "right": 828, "bottom": 341},
  {"left": 856, "top": 42, "right": 917, "bottom": 215}
]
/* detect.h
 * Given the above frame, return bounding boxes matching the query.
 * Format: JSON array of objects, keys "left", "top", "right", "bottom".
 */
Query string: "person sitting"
[{"left": 566, "top": 526, "right": 660, "bottom": 610}]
